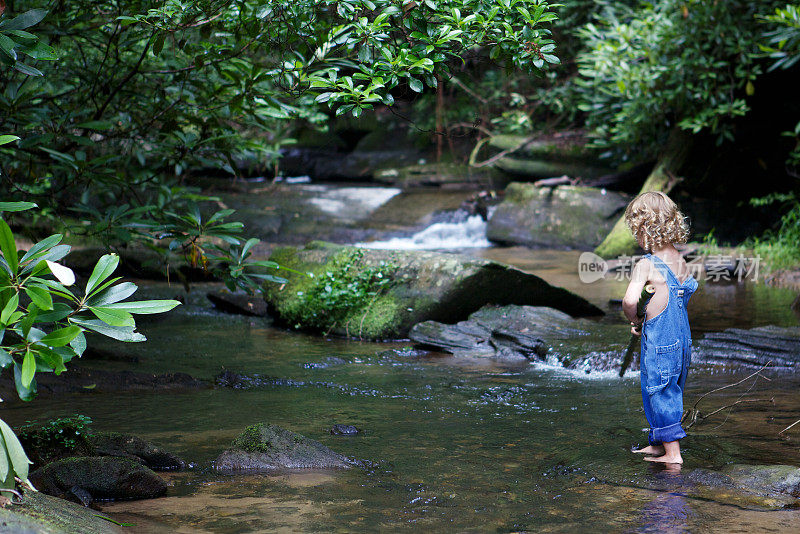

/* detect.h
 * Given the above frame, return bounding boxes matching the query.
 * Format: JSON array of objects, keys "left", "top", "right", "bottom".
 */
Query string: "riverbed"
[{"left": 4, "top": 184, "right": 800, "bottom": 532}]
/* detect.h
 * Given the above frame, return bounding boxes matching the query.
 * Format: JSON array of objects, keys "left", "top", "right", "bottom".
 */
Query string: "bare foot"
[
  {"left": 632, "top": 445, "right": 665, "bottom": 455},
  {"left": 644, "top": 454, "right": 683, "bottom": 464}
]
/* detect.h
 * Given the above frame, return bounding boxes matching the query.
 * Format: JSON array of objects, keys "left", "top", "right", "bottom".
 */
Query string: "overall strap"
[{"left": 647, "top": 254, "right": 679, "bottom": 287}]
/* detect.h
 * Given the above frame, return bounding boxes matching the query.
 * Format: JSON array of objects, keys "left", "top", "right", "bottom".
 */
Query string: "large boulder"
[
  {"left": 29, "top": 456, "right": 168, "bottom": 504},
  {"left": 411, "top": 305, "right": 630, "bottom": 371},
  {"left": 263, "top": 242, "right": 602, "bottom": 339},
  {"left": 487, "top": 183, "right": 630, "bottom": 249},
  {"left": 0, "top": 491, "right": 125, "bottom": 533},
  {"left": 215, "top": 423, "right": 353, "bottom": 471},
  {"left": 694, "top": 325, "right": 800, "bottom": 371}
]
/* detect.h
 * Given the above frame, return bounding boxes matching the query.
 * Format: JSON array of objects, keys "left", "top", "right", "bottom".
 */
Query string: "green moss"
[
  {"left": 266, "top": 246, "right": 398, "bottom": 338},
  {"left": 594, "top": 216, "right": 638, "bottom": 259},
  {"left": 231, "top": 424, "right": 274, "bottom": 453}
]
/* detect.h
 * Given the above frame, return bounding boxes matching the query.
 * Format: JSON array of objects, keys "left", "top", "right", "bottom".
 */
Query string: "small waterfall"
[{"left": 357, "top": 209, "right": 492, "bottom": 250}]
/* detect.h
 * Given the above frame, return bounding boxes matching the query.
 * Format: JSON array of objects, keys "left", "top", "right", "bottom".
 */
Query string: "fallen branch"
[{"left": 681, "top": 361, "right": 772, "bottom": 430}]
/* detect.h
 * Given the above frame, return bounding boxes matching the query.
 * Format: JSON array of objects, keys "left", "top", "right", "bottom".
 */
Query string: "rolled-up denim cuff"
[{"left": 651, "top": 422, "right": 686, "bottom": 444}]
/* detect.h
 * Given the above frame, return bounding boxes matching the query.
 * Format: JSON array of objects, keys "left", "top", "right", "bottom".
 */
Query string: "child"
[{"left": 621, "top": 191, "right": 698, "bottom": 464}]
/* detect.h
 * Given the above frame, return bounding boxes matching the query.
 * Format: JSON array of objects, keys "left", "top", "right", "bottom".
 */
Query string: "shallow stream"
[{"left": 3, "top": 242, "right": 799, "bottom": 532}]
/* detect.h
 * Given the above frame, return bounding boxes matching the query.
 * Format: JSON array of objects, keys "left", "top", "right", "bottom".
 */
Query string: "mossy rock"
[
  {"left": 0, "top": 491, "right": 124, "bottom": 533},
  {"left": 264, "top": 241, "right": 602, "bottom": 339},
  {"left": 215, "top": 423, "right": 352, "bottom": 471},
  {"left": 486, "top": 183, "right": 630, "bottom": 249},
  {"left": 29, "top": 456, "right": 167, "bottom": 503},
  {"left": 88, "top": 431, "right": 185, "bottom": 471}
]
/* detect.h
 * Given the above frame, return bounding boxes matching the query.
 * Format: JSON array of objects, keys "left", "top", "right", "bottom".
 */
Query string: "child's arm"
[{"left": 622, "top": 259, "right": 648, "bottom": 325}]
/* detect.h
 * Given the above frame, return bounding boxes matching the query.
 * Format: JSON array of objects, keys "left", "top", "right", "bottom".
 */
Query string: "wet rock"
[
  {"left": 486, "top": 183, "right": 630, "bottom": 249},
  {"left": 410, "top": 305, "right": 631, "bottom": 370},
  {"left": 88, "top": 432, "right": 185, "bottom": 471},
  {"left": 694, "top": 325, "right": 800, "bottom": 371},
  {"left": 207, "top": 291, "right": 268, "bottom": 317},
  {"left": 29, "top": 456, "right": 167, "bottom": 504},
  {"left": 264, "top": 242, "right": 602, "bottom": 340},
  {"left": 330, "top": 424, "right": 360, "bottom": 436},
  {"left": 0, "top": 490, "right": 125, "bottom": 533},
  {"left": 215, "top": 423, "right": 353, "bottom": 471},
  {"left": 723, "top": 464, "right": 800, "bottom": 497}
]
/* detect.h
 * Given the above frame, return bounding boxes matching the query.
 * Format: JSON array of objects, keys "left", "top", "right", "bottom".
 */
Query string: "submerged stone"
[
  {"left": 29, "top": 456, "right": 167, "bottom": 504},
  {"left": 723, "top": 464, "right": 800, "bottom": 497},
  {"left": 263, "top": 242, "right": 602, "bottom": 340},
  {"left": 215, "top": 423, "right": 353, "bottom": 471},
  {"left": 330, "top": 424, "right": 361, "bottom": 436},
  {"left": 486, "top": 183, "right": 630, "bottom": 249}
]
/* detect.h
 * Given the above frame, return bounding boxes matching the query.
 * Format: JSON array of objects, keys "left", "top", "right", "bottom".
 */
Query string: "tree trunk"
[{"left": 594, "top": 129, "right": 692, "bottom": 259}]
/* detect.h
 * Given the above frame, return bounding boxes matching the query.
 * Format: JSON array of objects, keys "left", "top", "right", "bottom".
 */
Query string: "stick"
[{"left": 619, "top": 284, "right": 656, "bottom": 377}]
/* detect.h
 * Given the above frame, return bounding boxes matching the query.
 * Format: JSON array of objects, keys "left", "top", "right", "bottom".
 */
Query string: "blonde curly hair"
[{"left": 624, "top": 191, "right": 689, "bottom": 251}]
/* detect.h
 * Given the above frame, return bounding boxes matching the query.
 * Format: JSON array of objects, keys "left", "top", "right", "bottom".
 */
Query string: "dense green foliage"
[
  {"left": 573, "top": 0, "right": 785, "bottom": 160},
  {"left": 17, "top": 415, "right": 93, "bottom": 458},
  {"left": 286, "top": 249, "right": 396, "bottom": 332},
  {"left": 1, "top": 1, "right": 559, "bottom": 274},
  {"left": 0, "top": 203, "right": 179, "bottom": 498}
]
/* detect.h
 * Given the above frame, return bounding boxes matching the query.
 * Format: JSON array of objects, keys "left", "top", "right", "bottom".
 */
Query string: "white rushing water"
[
  {"left": 303, "top": 185, "right": 402, "bottom": 221},
  {"left": 357, "top": 213, "right": 492, "bottom": 250}
]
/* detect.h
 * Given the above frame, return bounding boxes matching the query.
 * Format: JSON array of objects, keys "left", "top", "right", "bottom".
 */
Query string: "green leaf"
[
  {"left": 86, "top": 281, "right": 137, "bottom": 306},
  {"left": 0, "top": 347, "right": 12, "bottom": 368},
  {"left": 76, "top": 121, "right": 114, "bottom": 130},
  {"left": 0, "top": 9, "right": 49, "bottom": 31},
  {"left": 14, "top": 62, "right": 43, "bottom": 77},
  {"left": 85, "top": 254, "right": 120, "bottom": 296},
  {"left": 25, "top": 284, "right": 53, "bottom": 311},
  {"left": 0, "top": 136, "right": 21, "bottom": 147},
  {"left": 88, "top": 306, "right": 135, "bottom": 327},
  {"left": 0, "top": 293, "right": 19, "bottom": 325},
  {"left": 13, "top": 362, "right": 36, "bottom": 401},
  {"left": 69, "top": 317, "right": 146, "bottom": 342},
  {"left": 408, "top": 77, "right": 423, "bottom": 92},
  {"left": 19, "top": 233, "right": 62, "bottom": 265},
  {"left": 21, "top": 349, "right": 35, "bottom": 388},
  {"left": 0, "top": 418, "right": 32, "bottom": 483},
  {"left": 24, "top": 41, "right": 58, "bottom": 61},
  {"left": 0, "top": 219, "right": 18, "bottom": 275},
  {"left": 34, "top": 302, "right": 72, "bottom": 322},
  {"left": 102, "top": 299, "right": 181, "bottom": 314},
  {"left": 0, "top": 434, "right": 9, "bottom": 483},
  {"left": 69, "top": 331, "right": 86, "bottom": 356},
  {"left": 152, "top": 32, "right": 165, "bottom": 56},
  {"left": 39, "top": 325, "right": 82, "bottom": 347}
]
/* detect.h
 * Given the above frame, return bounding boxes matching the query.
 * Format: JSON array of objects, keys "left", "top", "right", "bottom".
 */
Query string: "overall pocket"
[{"left": 655, "top": 340, "right": 682, "bottom": 377}]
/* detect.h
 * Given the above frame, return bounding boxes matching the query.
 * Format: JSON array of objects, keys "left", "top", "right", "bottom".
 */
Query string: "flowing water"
[{"left": 4, "top": 198, "right": 800, "bottom": 532}]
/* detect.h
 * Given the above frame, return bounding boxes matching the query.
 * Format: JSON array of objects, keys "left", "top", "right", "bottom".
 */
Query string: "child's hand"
[{"left": 630, "top": 322, "right": 642, "bottom": 336}]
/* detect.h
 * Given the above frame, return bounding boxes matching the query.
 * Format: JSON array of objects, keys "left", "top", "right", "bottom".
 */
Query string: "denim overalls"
[{"left": 640, "top": 253, "right": 698, "bottom": 445}]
